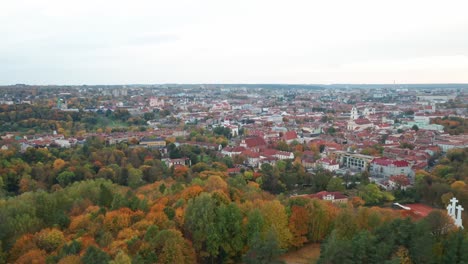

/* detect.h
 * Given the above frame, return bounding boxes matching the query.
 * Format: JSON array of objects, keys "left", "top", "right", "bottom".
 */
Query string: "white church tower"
[{"left": 350, "top": 106, "right": 359, "bottom": 120}]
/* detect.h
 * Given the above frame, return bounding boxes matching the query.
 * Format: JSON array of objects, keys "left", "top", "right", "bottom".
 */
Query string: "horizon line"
[{"left": 2, "top": 82, "right": 468, "bottom": 87}]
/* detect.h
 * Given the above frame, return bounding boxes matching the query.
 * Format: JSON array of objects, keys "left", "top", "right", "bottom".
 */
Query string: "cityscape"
[
  {"left": 1, "top": 0, "right": 468, "bottom": 263},
  {"left": 0, "top": 83, "right": 466, "bottom": 263}
]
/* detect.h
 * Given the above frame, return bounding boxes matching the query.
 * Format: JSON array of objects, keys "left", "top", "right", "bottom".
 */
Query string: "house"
[
  {"left": 307, "top": 191, "right": 348, "bottom": 204},
  {"left": 259, "top": 149, "right": 294, "bottom": 161},
  {"left": 222, "top": 120, "right": 239, "bottom": 137},
  {"left": 282, "top": 130, "right": 298, "bottom": 143},
  {"left": 178, "top": 141, "right": 221, "bottom": 151},
  {"left": 388, "top": 175, "right": 411, "bottom": 190},
  {"left": 316, "top": 158, "right": 339, "bottom": 172},
  {"left": 227, "top": 167, "right": 242, "bottom": 175},
  {"left": 301, "top": 157, "right": 316, "bottom": 169},
  {"left": 370, "top": 157, "right": 413, "bottom": 178},
  {"left": 242, "top": 150, "right": 261, "bottom": 167},
  {"left": 149, "top": 97, "right": 165, "bottom": 108},
  {"left": 139, "top": 137, "right": 166, "bottom": 148},
  {"left": 211, "top": 100, "right": 231, "bottom": 111},
  {"left": 347, "top": 118, "right": 374, "bottom": 131},
  {"left": 274, "top": 150, "right": 294, "bottom": 160},
  {"left": 162, "top": 158, "right": 191, "bottom": 168},
  {"left": 240, "top": 136, "right": 267, "bottom": 152},
  {"left": 221, "top": 146, "right": 245, "bottom": 157},
  {"left": 334, "top": 151, "right": 374, "bottom": 171},
  {"left": 53, "top": 139, "right": 72, "bottom": 148}
]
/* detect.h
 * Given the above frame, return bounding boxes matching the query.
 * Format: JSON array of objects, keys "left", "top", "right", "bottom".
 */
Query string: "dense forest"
[{"left": 0, "top": 137, "right": 467, "bottom": 263}]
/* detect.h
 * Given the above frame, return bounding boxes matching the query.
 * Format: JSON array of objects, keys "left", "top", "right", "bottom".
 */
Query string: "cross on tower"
[
  {"left": 447, "top": 197, "right": 459, "bottom": 218},
  {"left": 447, "top": 197, "right": 464, "bottom": 229},
  {"left": 455, "top": 205, "right": 464, "bottom": 229}
]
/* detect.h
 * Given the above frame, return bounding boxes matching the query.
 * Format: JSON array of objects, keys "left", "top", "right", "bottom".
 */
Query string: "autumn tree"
[
  {"left": 35, "top": 228, "right": 65, "bottom": 253},
  {"left": 82, "top": 245, "right": 110, "bottom": 264},
  {"left": 288, "top": 205, "right": 309, "bottom": 247},
  {"left": 260, "top": 200, "right": 292, "bottom": 249}
]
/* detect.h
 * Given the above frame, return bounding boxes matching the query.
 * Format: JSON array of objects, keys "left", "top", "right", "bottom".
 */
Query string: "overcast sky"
[{"left": 1, "top": 0, "right": 468, "bottom": 85}]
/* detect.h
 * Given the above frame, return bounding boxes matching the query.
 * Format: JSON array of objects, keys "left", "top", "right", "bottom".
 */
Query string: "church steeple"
[{"left": 350, "top": 106, "right": 359, "bottom": 120}]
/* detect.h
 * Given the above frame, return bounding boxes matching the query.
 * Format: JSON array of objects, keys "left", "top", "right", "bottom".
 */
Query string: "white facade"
[{"left": 350, "top": 106, "right": 359, "bottom": 120}]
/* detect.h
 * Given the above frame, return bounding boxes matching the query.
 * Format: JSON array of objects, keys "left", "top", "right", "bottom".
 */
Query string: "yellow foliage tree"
[
  {"left": 35, "top": 228, "right": 65, "bottom": 253},
  {"left": 260, "top": 200, "right": 292, "bottom": 249},
  {"left": 53, "top": 158, "right": 66, "bottom": 171},
  {"left": 204, "top": 176, "right": 228, "bottom": 192}
]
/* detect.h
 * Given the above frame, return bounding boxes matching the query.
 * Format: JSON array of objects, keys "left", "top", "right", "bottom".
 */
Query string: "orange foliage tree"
[{"left": 288, "top": 206, "right": 309, "bottom": 247}]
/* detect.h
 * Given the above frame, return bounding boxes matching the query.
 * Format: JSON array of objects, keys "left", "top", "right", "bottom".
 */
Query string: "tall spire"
[{"left": 350, "top": 106, "right": 358, "bottom": 120}]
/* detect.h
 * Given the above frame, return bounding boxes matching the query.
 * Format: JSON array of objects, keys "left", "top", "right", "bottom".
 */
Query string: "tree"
[
  {"left": 411, "top": 124, "right": 419, "bottom": 131},
  {"left": 360, "top": 171, "right": 370, "bottom": 185},
  {"left": 334, "top": 208, "right": 358, "bottom": 240},
  {"left": 243, "top": 230, "right": 283, "bottom": 264},
  {"left": 173, "top": 166, "right": 189, "bottom": 180},
  {"left": 260, "top": 164, "right": 283, "bottom": 194},
  {"left": 350, "top": 230, "right": 378, "bottom": 263},
  {"left": 317, "top": 231, "right": 353, "bottom": 264},
  {"left": 260, "top": 200, "right": 292, "bottom": 249},
  {"left": 155, "top": 229, "right": 196, "bottom": 264},
  {"left": 53, "top": 158, "right": 66, "bottom": 171},
  {"left": 393, "top": 246, "right": 412, "bottom": 264},
  {"left": 128, "top": 167, "right": 143, "bottom": 189},
  {"left": 288, "top": 206, "right": 309, "bottom": 247},
  {"left": 57, "top": 255, "right": 82, "bottom": 264},
  {"left": 217, "top": 203, "right": 244, "bottom": 260},
  {"left": 358, "top": 184, "right": 394, "bottom": 205},
  {"left": 0, "top": 242, "right": 6, "bottom": 264},
  {"left": 327, "top": 127, "right": 336, "bottom": 135},
  {"left": 82, "top": 246, "right": 110, "bottom": 264},
  {"left": 16, "top": 249, "right": 47, "bottom": 264},
  {"left": 204, "top": 175, "right": 227, "bottom": 192},
  {"left": 98, "top": 183, "right": 114, "bottom": 208},
  {"left": 184, "top": 193, "right": 220, "bottom": 260},
  {"left": 109, "top": 250, "right": 132, "bottom": 264},
  {"left": 440, "top": 230, "right": 468, "bottom": 264},
  {"left": 246, "top": 209, "right": 265, "bottom": 246},
  {"left": 56, "top": 171, "right": 75, "bottom": 187},
  {"left": 35, "top": 228, "right": 65, "bottom": 253},
  {"left": 312, "top": 169, "right": 332, "bottom": 192},
  {"left": 326, "top": 177, "right": 345, "bottom": 192},
  {"left": 423, "top": 210, "right": 456, "bottom": 238},
  {"left": 306, "top": 199, "right": 337, "bottom": 242}
]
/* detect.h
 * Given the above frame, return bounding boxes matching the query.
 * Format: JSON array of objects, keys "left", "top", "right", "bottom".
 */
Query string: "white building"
[
  {"left": 316, "top": 158, "right": 339, "bottom": 172},
  {"left": 149, "top": 97, "right": 165, "bottom": 108},
  {"left": 370, "top": 158, "right": 413, "bottom": 178}
]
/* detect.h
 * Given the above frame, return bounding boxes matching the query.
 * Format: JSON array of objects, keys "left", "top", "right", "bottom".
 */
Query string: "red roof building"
[
  {"left": 307, "top": 191, "right": 348, "bottom": 203},
  {"left": 240, "top": 136, "right": 267, "bottom": 152},
  {"left": 370, "top": 157, "right": 413, "bottom": 178},
  {"left": 282, "top": 131, "right": 298, "bottom": 142}
]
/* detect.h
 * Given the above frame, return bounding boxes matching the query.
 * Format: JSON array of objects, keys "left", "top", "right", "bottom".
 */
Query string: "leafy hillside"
[{"left": 0, "top": 141, "right": 467, "bottom": 263}]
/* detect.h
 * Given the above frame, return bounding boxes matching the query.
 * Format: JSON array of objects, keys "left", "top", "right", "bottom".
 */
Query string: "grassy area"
[{"left": 280, "top": 243, "right": 321, "bottom": 264}]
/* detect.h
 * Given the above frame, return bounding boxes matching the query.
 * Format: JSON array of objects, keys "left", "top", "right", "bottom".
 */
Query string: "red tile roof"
[
  {"left": 282, "top": 131, "right": 298, "bottom": 141},
  {"left": 354, "top": 118, "right": 371, "bottom": 125},
  {"left": 372, "top": 157, "right": 409, "bottom": 167},
  {"left": 243, "top": 136, "right": 267, "bottom": 148},
  {"left": 389, "top": 175, "right": 411, "bottom": 186}
]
